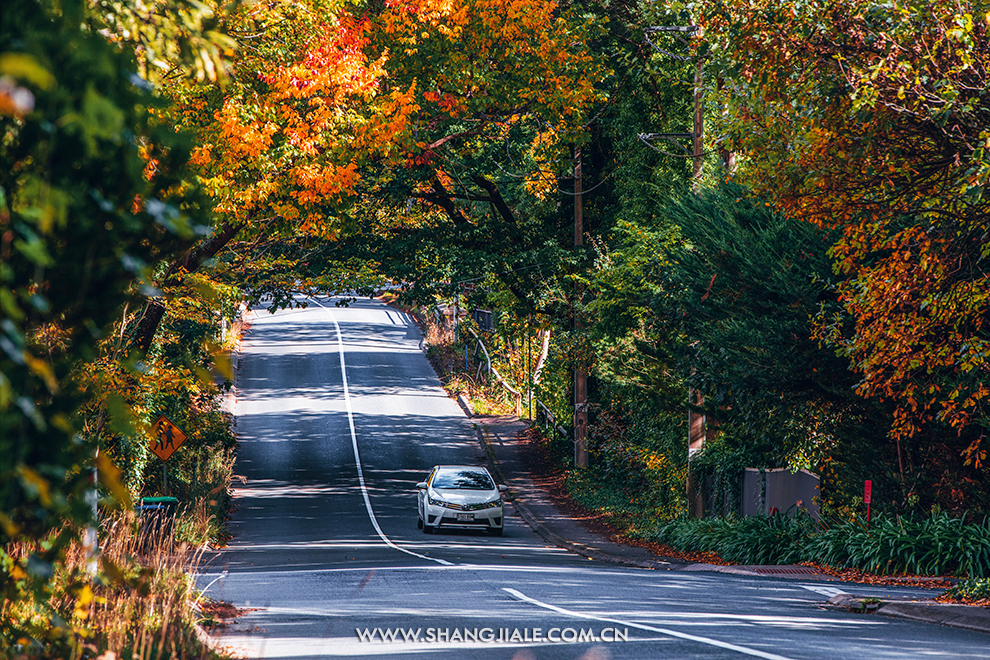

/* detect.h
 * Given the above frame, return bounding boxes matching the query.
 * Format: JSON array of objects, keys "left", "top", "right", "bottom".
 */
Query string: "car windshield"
[{"left": 431, "top": 469, "right": 495, "bottom": 491}]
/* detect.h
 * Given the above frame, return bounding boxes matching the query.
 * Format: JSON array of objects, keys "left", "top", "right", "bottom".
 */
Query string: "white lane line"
[
  {"left": 503, "top": 588, "right": 797, "bottom": 660},
  {"left": 194, "top": 570, "right": 227, "bottom": 603},
  {"left": 313, "top": 297, "right": 452, "bottom": 566},
  {"left": 801, "top": 585, "right": 848, "bottom": 598},
  {"left": 197, "top": 563, "right": 647, "bottom": 578}
]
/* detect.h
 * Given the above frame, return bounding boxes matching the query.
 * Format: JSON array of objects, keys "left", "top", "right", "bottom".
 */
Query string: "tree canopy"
[
  {"left": 3, "top": 7, "right": 989, "bottom": 650},
  {"left": 701, "top": 0, "right": 990, "bottom": 459}
]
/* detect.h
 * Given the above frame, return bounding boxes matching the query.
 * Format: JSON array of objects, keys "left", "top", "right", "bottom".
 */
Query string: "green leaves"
[
  {"left": 805, "top": 512, "right": 990, "bottom": 577},
  {"left": 944, "top": 577, "right": 990, "bottom": 601},
  {"left": 0, "top": 0, "right": 212, "bottom": 555},
  {"left": 640, "top": 511, "right": 990, "bottom": 576},
  {"left": 93, "top": 0, "right": 237, "bottom": 84}
]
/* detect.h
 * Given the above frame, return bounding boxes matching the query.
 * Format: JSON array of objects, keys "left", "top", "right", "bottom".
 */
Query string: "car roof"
[{"left": 434, "top": 465, "right": 490, "bottom": 472}]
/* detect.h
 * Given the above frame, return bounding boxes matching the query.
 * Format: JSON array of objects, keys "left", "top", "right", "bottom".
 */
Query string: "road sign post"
[{"left": 864, "top": 480, "right": 872, "bottom": 528}]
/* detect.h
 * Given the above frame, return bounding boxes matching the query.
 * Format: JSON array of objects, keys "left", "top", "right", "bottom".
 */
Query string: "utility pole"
[
  {"left": 717, "top": 78, "right": 736, "bottom": 172},
  {"left": 574, "top": 148, "right": 588, "bottom": 468},
  {"left": 692, "top": 56, "right": 704, "bottom": 185},
  {"left": 639, "top": 25, "right": 703, "bottom": 188},
  {"left": 83, "top": 464, "right": 98, "bottom": 576},
  {"left": 641, "top": 25, "right": 708, "bottom": 513}
]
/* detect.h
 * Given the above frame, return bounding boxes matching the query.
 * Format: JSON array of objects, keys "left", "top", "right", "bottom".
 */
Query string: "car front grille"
[{"left": 443, "top": 501, "right": 497, "bottom": 511}]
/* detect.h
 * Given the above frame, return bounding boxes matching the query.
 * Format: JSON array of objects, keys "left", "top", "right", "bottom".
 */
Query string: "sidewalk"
[
  {"left": 467, "top": 411, "right": 990, "bottom": 635},
  {"left": 471, "top": 413, "right": 678, "bottom": 570}
]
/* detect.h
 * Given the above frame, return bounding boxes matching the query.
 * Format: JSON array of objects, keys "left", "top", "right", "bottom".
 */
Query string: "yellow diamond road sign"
[{"left": 151, "top": 415, "right": 187, "bottom": 462}]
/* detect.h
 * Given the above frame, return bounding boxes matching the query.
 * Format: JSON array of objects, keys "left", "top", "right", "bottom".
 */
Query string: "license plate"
[{"left": 456, "top": 513, "right": 474, "bottom": 521}]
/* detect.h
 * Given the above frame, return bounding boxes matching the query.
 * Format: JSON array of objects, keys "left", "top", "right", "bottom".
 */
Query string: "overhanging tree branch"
[{"left": 133, "top": 220, "right": 245, "bottom": 353}]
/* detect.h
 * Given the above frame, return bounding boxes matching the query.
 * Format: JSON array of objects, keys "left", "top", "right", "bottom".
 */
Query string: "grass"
[
  {"left": 627, "top": 511, "right": 990, "bottom": 577},
  {"left": 2, "top": 509, "right": 223, "bottom": 659},
  {"left": 171, "top": 445, "right": 237, "bottom": 548},
  {"left": 419, "top": 311, "right": 520, "bottom": 417}
]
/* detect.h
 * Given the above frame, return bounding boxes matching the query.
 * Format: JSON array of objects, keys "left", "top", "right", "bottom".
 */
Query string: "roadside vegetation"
[
  {"left": 2, "top": 512, "right": 218, "bottom": 659},
  {"left": 632, "top": 512, "right": 990, "bottom": 578},
  {"left": 421, "top": 309, "right": 990, "bottom": 580},
  {"left": 411, "top": 304, "right": 520, "bottom": 418},
  {"left": 940, "top": 578, "right": 990, "bottom": 606}
]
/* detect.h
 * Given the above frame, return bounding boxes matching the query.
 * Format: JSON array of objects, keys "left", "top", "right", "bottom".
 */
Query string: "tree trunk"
[{"left": 133, "top": 221, "right": 243, "bottom": 353}]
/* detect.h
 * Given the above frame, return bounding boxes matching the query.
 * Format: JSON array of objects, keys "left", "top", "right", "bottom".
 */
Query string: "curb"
[
  {"left": 474, "top": 425, "right": 671, "bottom": 571},
  {"left": 223, "top": 305, "right": 247, "bottom": 418},
  {"left": 827, "top": 594, "right": 990, "bottom": 634},
  {"left": 457, "top": 393, "right": 475, "bottom": 418},
  {"left": 678, "top": 563, "right": 762, "bottom": 577},
  {"left": 188, "top": 600, "right": 227, "bottom": 655},
  {"left": 878, "top": 601, "right": 990, "bottom": 634},
  {"left": 193, "top": 622, "right": 222, "bottom": 655}
]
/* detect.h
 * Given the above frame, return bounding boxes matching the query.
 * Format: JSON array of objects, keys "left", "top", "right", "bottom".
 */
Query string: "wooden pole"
[
  {"left": 574, "top": 148, "right": 588, "bottom": 468},
  {"left": 688, "top": 52, "right": 705, "bottom": 513},
  {"left": 692, "top": 58, "right": 704, "bottom": 187}
]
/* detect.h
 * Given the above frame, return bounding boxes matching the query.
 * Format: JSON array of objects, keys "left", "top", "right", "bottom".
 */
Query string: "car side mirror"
[
  {"left": 498, "top": 484, "right": 507, "bottom": 492},
  {"left": 416, "top": 482, "right": 428, "bottom": 489}
]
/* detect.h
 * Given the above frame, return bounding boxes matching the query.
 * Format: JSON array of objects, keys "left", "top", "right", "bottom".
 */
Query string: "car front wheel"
[{"left": 417, "top": 517, "right": 423, "bottom": 529}]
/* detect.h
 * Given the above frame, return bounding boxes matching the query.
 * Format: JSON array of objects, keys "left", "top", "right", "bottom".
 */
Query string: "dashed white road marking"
[
  {"left": 504, "top": 587, "right": 798, "bottom": 660},
  {"left": 801, "top": 585, "right": 848, "bottom": 598}
]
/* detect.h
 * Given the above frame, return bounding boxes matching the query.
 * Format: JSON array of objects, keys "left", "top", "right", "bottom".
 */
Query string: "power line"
[{"left": 454, "top": 264, "right": 542, "bottom": 285}]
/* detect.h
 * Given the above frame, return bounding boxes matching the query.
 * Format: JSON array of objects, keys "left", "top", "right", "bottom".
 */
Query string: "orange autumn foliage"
[
  {"left": 702, "top": 0, "right": 989, "bottom": 461},
  {"left": 168, "top": 0, "right": 603, "bottom": 241}
]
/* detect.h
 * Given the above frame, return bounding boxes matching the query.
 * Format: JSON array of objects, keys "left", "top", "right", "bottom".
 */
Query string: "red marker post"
[{"left": 864, "top": 480, "right": 872, "bottom": 529}]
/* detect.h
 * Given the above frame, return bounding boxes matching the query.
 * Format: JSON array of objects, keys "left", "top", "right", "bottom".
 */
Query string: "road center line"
[
  {"left": 503, "top": 588, "right": 796, "bottom": 660},
  {"left": 316, "top": 298, "right": 453, "bottom": 566}
]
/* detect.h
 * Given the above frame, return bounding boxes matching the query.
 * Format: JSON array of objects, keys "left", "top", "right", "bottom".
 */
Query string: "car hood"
[{"left": 431, "top": 488, "right": 500, "bottom": 504}]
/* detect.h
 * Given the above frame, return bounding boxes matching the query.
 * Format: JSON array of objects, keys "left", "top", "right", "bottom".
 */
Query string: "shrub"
[
  {"left": 805, "top": 513, "right": 990, "bottom": 577},
  {"left": 637, "top": 511, "right": 990, "bottom": 577},
  {"left": 716, "top": 514, "right": 816, "bottom": 565},
  {"left": 641, "top": 511, "right": 816, "bottom": 565},
  {"left": 943, "top": 578, "right": 990, "bottom": 602}
]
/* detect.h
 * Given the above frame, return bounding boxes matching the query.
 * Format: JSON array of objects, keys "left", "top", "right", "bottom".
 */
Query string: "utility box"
[
  {"left": 470, "top": 309, "right": 494, "bottom": 332},
  {"left": 741, "top": 469, "right": 765, "bottom": 518},
  {"left": 137, "top": 496, "right": 179, "bottom": 548},
  {"left": 741, "top": 468, "right": 819, "bottom": 520}
]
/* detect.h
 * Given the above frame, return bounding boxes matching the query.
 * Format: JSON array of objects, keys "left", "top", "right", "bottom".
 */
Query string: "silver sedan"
[{"left": 417, "top": 465, "right": 506, "bottom": 536}]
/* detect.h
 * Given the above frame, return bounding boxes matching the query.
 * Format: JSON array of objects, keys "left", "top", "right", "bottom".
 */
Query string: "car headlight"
[
  {"left": 485, "top": 499, "right": 503, "bottom": 509},
  {"left": 429, "top": 496, "right": 451, "bottom": 508}
]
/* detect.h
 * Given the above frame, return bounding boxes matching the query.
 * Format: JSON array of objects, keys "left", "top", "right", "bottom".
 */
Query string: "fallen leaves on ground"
[
  {"left": 935, "top": 594, "right": 990, "bottom": 607},
  {"left": 199, "top": 598, "right": 258, "bottom": 629},
  {"left": 798, "top": 562, "right": 956, "bottom": 589}
]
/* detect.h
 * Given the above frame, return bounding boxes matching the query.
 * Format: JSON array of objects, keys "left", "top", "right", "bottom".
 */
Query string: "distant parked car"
[{"left": 417, "top": 465, "right": 506, "bottom": 536}]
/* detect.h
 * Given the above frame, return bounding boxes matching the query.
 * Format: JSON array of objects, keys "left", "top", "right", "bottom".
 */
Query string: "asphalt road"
[{"left": 198, "top": 298, "right": 988, "bottom": 659}]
